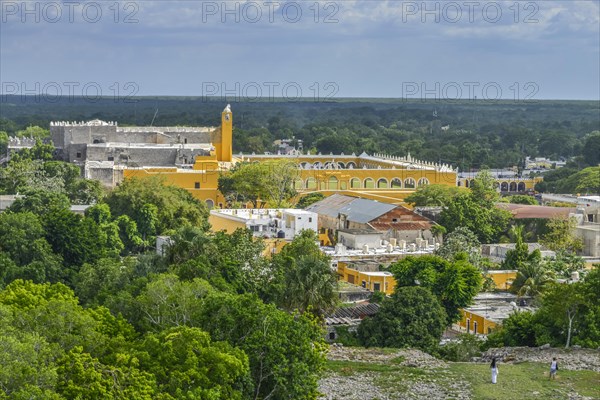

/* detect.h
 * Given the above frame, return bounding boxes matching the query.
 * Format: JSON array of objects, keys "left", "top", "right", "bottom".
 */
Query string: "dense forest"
[{"left": 1, "top": 96, "right": 599, "bottom": 171}]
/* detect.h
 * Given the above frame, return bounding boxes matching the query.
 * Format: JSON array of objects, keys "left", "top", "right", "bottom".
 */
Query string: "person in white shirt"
[
  {"left": 550, "top": 357, "right": 558, "bottom": 380},
  {"left": 490, "top": 357, "right": 498, "bottom": 384}
]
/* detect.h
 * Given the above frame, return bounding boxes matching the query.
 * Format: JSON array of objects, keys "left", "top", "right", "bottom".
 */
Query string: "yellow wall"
[
  {"left": 123, "top": 153, "right": 227, "bottom": 207},
  {"left": 337, "top": 262, "right": 396, "bottom": 295},
  {"left": 459, "top": 310, "right": 498, "bottom": 335},
  {"left": 208, "top": 213, "right": 247, "bottom": 233},
  {"left": 486, "top": 270, "right": 517, "bottom": 291}
]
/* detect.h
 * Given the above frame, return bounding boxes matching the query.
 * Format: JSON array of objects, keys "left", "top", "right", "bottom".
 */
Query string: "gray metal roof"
[
  {"left": 305, "top": 194, "right": 355, "bottom": 218},
  {"left": 339, "top": 197, "right": 396, "bottom": 223},
  {"left": 306, "top": 194, "right": 396, "bottom": 223}
]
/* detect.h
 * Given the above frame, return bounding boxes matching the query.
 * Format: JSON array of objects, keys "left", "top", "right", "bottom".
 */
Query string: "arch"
[
  {"left": 464, "top": 180, "right": 469, "bottom": 188},
  {"left": 404, "top": 178, "right": 416, "bottom": 189},
  {"left": 493, "top": 182, "right": 500, "bottom": 189},
  {"left": 457, "top": 181, "right": 462, "bottom": 187},
  {"left": 364, "top": 178, "right": 375, "bottom": 189},
  {"left": 377, "top": 178, "right": 388, "bottom": 188},
  {"left": 518, "top": 182, "right": 526, "bottom": 192},
  {"left": 324, "top": 161, "right": 335, "bottom": 169},
  {"left": 294, "top": 178, "right": 304, "bottom": 190},
  {"left": 417, "top": 177, "right": 430, "bottom": 187},
  {"left": 313, "top": 162, "right": 323, "bottom": 169},
  {"left": 205, "top": 199, "right": 214, "bottom": 209},
  {"left": 500, "top": 182, "right": 509, "bottom": 191},
  {"left": 509, "top": 182, "right": 517, "bottom": 192},
  {"left": 470, "top": 179, "right": 475, "bottom": 188},
  {"left": 337, "top": 162, "right": 346, "bottom": 169},
  {"left": 391, "top": 178, "right": 402, "bottom": 189},
  {"left": 306, "top": 177, "right": 317, "bottom": 190},
  {"left": 328, "top": 176, "right": 339, "bottom": 190},
  {"left": 346, "top": 161, "right": 357, "bottom": 169},
  {"left": 350, "top": 177, "right": 362, "bottom": 189},
  {"left": 299, "top": 162, "right": 310, "bottom": 170}
]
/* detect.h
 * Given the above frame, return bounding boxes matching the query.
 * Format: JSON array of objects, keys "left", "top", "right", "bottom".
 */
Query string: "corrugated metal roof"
[
  {"left": 306, "top": 194, "right": 355, "bottom": 218},
  {"left": 327, "top": 303, "right": 380, "bottom": 319},
  {"left": 306, "top": 194, "right": 395, "bottom": 223},
  {"left": 339, "top": 198, "right": 396, "bottom": 223}
]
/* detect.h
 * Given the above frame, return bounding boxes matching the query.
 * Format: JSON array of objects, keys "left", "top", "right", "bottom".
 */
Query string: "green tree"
[
  {"left": 296, "top": 192, "right": 325, "bottom": 209},
  {"left": 484, "top": 311, "right": 538, "bottom": 348},
  {"left": 271, "top": 230, "right": 338, "bottom": 316},
  {"left": 582, "top": 131, "right": 600, "bottom": 167},
  {"left": 501, "top": 225, "right": 530, "bottom": 270},
  {"left": 218, "top": 160, "right": 299, "bottom": 208},
  {"left": 138, "top": 326, "right": 249, "bottom": 400},
  {"left": 511, "top": 256, "right": 555, "bottom": 298},
  {"left": 16, "top": 126, "right": 49, "bottom": 140},
  {"left": 404, "top": 184, "right": 462, "bottom": 207},
  {"left": 540, "top": 216, "right": 583, "bottom": 253},
  {"left": 0, "top": 131, "right": 8, "bottom": 155},
  {"left": 357, "top": 286, "right": 447, "bottom": 350},
  {"left": 43, "top": 208, "right": 110, "bottom": 273},
  {"left": 538, "top": 282, "right": 586, "bottom": 348},
  {"left": 105, "top": 176, "right": 209, "bottom": 235},
  {"left": 389, "top": 255, "right": 482, "bottom": 325},
  {"left": 439, "top": 170, "right": 511, "bottom": 243},
  {"left": 506, "top": 195, "right": 538, "bottom": 205},
  {"left": 56, "top": 347, "right": 156, "bottom": 400},
  {"left": 0, "top": 212, "right": 63, "bottom": 285},
  {"left": 196, "top": 292, "right": 326, "bottom": 400},
  {"left": 435, "top": 226, "right": 482, "bottom": 267}
]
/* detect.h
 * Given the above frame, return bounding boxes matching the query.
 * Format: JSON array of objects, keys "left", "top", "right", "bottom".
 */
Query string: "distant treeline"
[{"left": 1, "top": 96, "right": 599, "bottom": 171}]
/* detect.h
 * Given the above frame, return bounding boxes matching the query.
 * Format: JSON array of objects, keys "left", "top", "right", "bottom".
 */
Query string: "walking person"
[
  {"left": 490, "top": 357, "right": 498, "bottom": 384},
  {"left": 550, "top": 357, "right": 558, "bottom": 380}
]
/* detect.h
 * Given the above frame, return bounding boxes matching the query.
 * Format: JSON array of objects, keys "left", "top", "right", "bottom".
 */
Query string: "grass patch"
[{"left": 448, "top": 362, "right": 600, "bottom": 400}]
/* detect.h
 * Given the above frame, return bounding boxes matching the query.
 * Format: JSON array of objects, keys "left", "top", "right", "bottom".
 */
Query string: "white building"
[{"left": 209, "top": 208, "right": 318, "bottom": 240}]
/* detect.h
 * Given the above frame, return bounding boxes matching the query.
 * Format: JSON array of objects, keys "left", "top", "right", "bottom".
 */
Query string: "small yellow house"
[
  {"left": 458, "top": 292, "right": 534, "bottom": 335},
  {"left": 485, "top": 270, "right": 517, "bottom": 290},
  {"left": 337, "top": 261, "right": 396, "bottom": 295}
]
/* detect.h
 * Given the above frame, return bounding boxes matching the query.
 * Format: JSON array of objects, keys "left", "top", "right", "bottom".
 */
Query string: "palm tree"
[
  {"left": 514, "top": 259, "right": 555, "bottom": 298},
  {"left": 282, "top": 254, "right": 338, "bottom": 316}
]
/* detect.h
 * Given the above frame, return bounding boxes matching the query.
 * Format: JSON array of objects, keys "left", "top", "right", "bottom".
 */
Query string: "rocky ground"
[
  {"left": 478, "top": 347, "right": 600, "bottom": 372},
  {"left": 320, "top": 346, "right": 470, "bottom": 400},
  {"left": 319, "top": 346, "right": 600, "bottom": 400}
]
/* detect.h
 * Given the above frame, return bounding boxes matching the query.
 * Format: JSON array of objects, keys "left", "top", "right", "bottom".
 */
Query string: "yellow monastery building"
[{"left": 123, "top": 106, "right": 459, "bottom": 208}]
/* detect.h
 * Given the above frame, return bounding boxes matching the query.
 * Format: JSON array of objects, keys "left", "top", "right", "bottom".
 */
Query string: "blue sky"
[{"left": 1, "top": 0, "right": 599, "bottom": 99}]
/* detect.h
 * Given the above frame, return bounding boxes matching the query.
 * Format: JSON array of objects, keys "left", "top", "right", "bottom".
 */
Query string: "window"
[
  {"left": 473, "top": 321, "right": 478, "bottom": 334},
  {"left": 328, "top": 176, "right": 339, "bottom": 190},
  {"left": 108, "top": 156, "right": 114, "bottom": 161},
  {"left": 466, "top": 319, "right": 471, "bottom": 334},
  {"left": 76, "top": 152, "right": 82, "bottom": 158},
  {"left": 184, "top": 138, "right": 188, "bottom": 144},
  {"left": 377, "top": 178, "right": 388, "bottom": 188},
  {"left": 361, "top": 281, "right": 366, "bottom": 288},
  {"left": 373, "top": 282, "right": 381, "bottom": 292},
  {"left": 329, "top": 332, "right": 336, "bottom": 340},
  {"left": 309, "top": 217, "right": 312, "bottom": 222},
  {"left": 194, "top": 182, "right": 200, "bottom": 189},
  {"left": 391, "top": 178, "right": 402, "bottom": 188}
]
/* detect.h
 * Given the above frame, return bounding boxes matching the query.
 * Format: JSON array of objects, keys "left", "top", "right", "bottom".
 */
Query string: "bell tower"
[{"left": 216, "top": 104, "right": 233, "bottom": 162}]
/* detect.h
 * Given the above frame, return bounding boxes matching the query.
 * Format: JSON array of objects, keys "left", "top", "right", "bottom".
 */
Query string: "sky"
[{"left": 1, "top": 0, "right": 599, "bottom": 100}]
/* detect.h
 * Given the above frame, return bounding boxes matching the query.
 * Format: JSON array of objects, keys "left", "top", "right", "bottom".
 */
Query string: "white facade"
[{"left": 210, "top": 208, "right": 318, "bottom": 240}]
